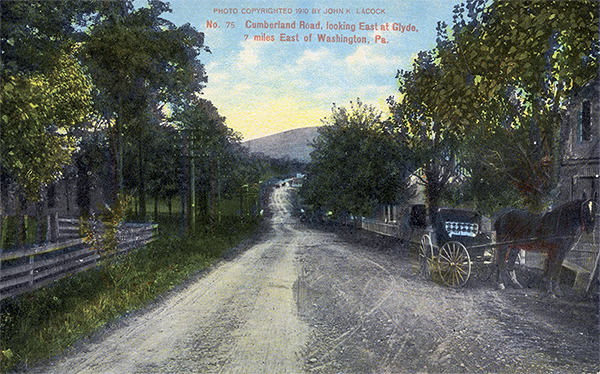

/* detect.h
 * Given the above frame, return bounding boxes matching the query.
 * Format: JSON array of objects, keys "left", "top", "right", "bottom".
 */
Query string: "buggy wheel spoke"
[{"left": 438, "top": 242, "right": 471, "bottom": 287}]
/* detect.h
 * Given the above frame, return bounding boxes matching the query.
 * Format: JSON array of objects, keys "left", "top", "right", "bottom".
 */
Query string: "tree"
[
  {"left": 0, "top": 1, "right": 97, "bottom": 75},
  {"left": 82, "top": 0, "right": 208, "bottom": 202},
  {"left": 388, "top": 49, "right": 469, "bottom": 225},
  {"left": 445, "top": 0, "right": 598, "bottom": 211},
  {"left": 129, "top": 124, "right": 181, "bottom": 218},
  {"left": 301, "top": 100, "right": 413, "bottom": 220},
  {"left": 390, "top": 0, "right": 598, "bottom": 216},
  {"left": 172, "top": 98, "right": 241, "bottom": 228},
  {"left": 1, "top": 49, "right": 91, "bottom": 200},
  {"left": 1, "top": 1, "right": 96, "bottom": 201}
]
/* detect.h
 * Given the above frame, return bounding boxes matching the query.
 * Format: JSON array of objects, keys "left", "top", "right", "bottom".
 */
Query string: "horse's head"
[{"left": 580, "top": 199, "right": 598, "bottom": 234}]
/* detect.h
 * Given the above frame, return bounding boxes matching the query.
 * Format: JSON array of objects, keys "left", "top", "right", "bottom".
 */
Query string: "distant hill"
[{"left": 242, "top": 126, "right": 320, "bottom": 163}]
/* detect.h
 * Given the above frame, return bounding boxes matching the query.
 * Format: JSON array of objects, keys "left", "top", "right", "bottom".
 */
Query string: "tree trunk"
[
  {"left": 76, "top": 157, "right": 91, "bottom": 217},
  {"left": 424, "top": 162, "right": 444, "bottom": 228},
  {"left": 154, "top": 197, "right": 158, "bottom": 220},
  {"left": 116, "top": 101, "right": 124, "bottom": 198},
  {"left": 180, "top": 135, "right": 189, "bottom": 234},
  {"left": 189, "top": 149, "right": 196, "bottom": 229},
  {"left": 36, "top": 196, "right": 45, "bottom": 245},
  {"left": 110, "top": 120, "right": 119, "bottom": 206},
  {"left": 16, "top": 193, "right": 27, "bottom": 248},
  {"left": 138, "top": 138, "right": 146, "bottom": 219},
  {"left": 209, "top": 158, "right": 216, "bottom": 224}
]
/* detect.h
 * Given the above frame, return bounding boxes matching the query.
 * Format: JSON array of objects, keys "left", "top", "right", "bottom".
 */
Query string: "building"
[
  {"left": 556, "top": 79, "right": 600, "bottom": 292},
  {"left": 559, "top": 79, "right": 599, "bottom": 202}
]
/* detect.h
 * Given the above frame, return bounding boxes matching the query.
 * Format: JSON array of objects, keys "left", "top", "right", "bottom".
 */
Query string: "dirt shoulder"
[{"left": 296, "top": 222, "right": 599, "bottom": 373}]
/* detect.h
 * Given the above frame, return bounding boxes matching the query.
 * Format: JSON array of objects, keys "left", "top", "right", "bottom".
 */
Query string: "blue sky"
[{"left": 143, "top": 0, "right": 461, "bottom": 140}]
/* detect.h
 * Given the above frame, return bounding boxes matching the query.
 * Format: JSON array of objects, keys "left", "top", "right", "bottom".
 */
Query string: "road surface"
[{"left": 30, "top": 185, "right": 599, "bottom": 373}]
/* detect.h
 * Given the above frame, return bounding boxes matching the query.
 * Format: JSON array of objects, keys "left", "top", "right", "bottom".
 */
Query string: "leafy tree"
[
  {"left": 301, "top": 100, "right": 413, "bottom": 219},
  {"left": 1, "top": 49, "right": 91, "bottom": 200},
  {"left": 73, "top": 131, "right": 109, "bottom": 217},
  {"left": 388, "top": 50, "right": 467, "bottom": 225},
  {"left": 172, "top": 98, "right": 241, "bottom": 227},
  {"left": 444, "top": 0, "right": 598, "bottom": 211},
  {"left": 82, "top": 0, "right": 208, "bottom": 201},
  {"left": 391, "top": 0, "right": 598, "bottom": 216},
  {"left": 1, "top": 1, "right": 97, "bottom": 201},
  {"left": 123, "top": 123, "right": 181, "bottom": 218},
  {"left": 0, "top": 0, "right": 97, "bottom": 75}
]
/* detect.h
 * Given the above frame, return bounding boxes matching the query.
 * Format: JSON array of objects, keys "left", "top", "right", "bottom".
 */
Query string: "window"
[
  {"left": 579, "top": 100, "right": 592, "bottom": 142},
  {"left": 572, "top": 175, "right": 598, "bottom": 201}
]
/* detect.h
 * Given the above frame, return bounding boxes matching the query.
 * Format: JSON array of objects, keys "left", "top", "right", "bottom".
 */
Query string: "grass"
[{"left": 0, "top": 215, "right": 260, "bottom": 372}]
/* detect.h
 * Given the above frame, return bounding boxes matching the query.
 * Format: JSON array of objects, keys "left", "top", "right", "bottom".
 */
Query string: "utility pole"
[{"left": 189, "top": 138, "right": 196, "bottom": 229}]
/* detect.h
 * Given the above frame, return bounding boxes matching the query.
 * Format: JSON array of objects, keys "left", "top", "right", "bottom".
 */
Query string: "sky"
[{"left": 140, "top": 0, "right": 461, "bottom": 140}]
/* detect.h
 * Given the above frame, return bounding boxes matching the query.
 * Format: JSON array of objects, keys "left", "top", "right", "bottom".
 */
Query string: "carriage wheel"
[
  {"left": 438, "top": 241, "right": 471, "bottom": 287},
  {"left": 475, "top": 248, "right": 495, "bottom": 281},
  {"left": 418, "top": 234, "right": 434, "bottom": 279}
]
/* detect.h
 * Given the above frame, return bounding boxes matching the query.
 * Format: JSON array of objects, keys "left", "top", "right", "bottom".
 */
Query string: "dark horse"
[{"left": 493, "top": 198, "right": 597, "bottom": 296}]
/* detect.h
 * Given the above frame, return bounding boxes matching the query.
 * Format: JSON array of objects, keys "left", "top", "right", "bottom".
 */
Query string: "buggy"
[{"left": 418, "top": 208, "right": 495, "bottom": 287}]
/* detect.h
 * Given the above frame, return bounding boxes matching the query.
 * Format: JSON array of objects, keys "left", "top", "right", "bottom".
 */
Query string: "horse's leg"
[
  {"left": 543, "top": 250, "right": 559, "bottom": 297},
  {"left": 505, "top": 247, "right": 523, "bottom": 289},
  {"left": 495, "top": 244, "right": 508, "bottom": 290},
  {"left": 549, "top": 248, "right": 569, "bottom": 298}
]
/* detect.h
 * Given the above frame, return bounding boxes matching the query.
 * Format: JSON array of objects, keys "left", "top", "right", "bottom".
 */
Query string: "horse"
[{"left": 493, "top": 198, "right": 597, "bottom": 297}]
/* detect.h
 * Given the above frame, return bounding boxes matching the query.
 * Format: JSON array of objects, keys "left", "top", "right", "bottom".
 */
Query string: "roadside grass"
[{"left": 0, "top": 216, "right": 260, "bottom": 373}]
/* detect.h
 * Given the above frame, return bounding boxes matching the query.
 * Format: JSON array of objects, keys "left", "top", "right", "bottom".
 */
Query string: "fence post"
[
  {"left": 47, "top": 212, "right": 59, "bottom": 243},
  {"left": 28, "top": 254, "right": 35, "bottom": 287}
]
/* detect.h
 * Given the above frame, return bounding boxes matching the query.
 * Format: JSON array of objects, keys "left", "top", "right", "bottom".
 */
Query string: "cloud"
[
  {"left": 345, "top": 45, "right": 399, "bottom": 72},
  {"left": 236, "top": 40, "right": 263, "bottom": 67},
  {"left": 296, "top": 47, "right": 331, "bottom": 65},
  {"left": 203, "top": 35, "right": 399, "bottom": 141}
]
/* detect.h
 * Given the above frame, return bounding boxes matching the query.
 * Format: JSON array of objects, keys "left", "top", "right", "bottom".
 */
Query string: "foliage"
[
  {"left": 81, "top": 194, "right": 132, "bottom": 268},
  {"left": 82, "top": 0, "right": 209, "bottom": 199},
  {"left": 461, "top": 0, "right": 598, "bottom": 211},
  {"left": 0, "top": 216, "right": 47, "bottom": 250},
  {"left": 1, "top": 1, "right": 95, "bottom": 200},
  {"left": 391, "top": 0, "right": 598, "bottom": 214},
  {"left": 143, "top": 126, "right": 182, "bottom": 211},
  {"left": 301, "top": 99, "right": 413, "bottom": 219},
  {"left": 172, "top": 98, "right": 243, "bottom": 223},
  {"left": 456, "top": 0, "right": 598, "bottom": 211},
  {"left": 0, "top": 1, "right": 96, "bottom": 75},
  {"left": 1, "top": 49, "right": 91, "bottom": 200},
  {"left": 388, "top": 49, "right": 467, "bottom": 223}
]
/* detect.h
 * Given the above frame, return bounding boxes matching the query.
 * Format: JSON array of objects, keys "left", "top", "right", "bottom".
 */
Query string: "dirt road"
[{"left": 30, "top": 186, "right": 599, "bottom": 373}]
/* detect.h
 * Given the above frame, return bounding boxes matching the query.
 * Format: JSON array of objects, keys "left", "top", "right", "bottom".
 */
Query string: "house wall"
[
  {"left": 557, "top": 80, "right": 600, "bottom": 292},
  {"left": 559, "top": 80, "right": 600, "bottom": 203}
]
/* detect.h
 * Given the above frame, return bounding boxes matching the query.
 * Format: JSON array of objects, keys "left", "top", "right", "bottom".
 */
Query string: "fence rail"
[{"left": 0, "top": 222, "right": 157, "bottom": 301}]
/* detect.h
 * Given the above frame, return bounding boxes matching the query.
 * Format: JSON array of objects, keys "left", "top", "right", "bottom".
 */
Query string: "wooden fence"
[{"left": 0, "top": 221, "right": 158, "bottom": 301}]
